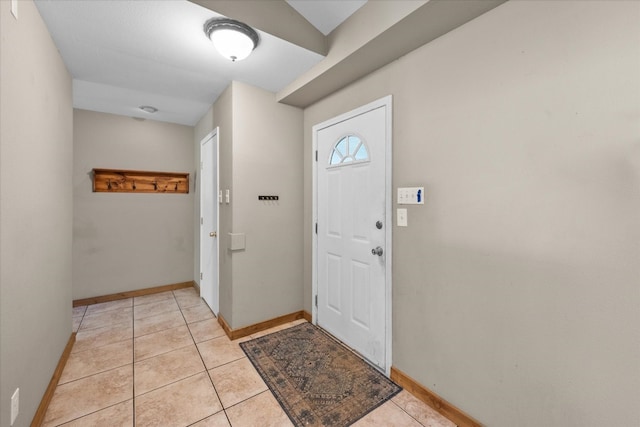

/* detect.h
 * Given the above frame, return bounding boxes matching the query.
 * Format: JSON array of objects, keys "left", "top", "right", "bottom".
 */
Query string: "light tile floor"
[{"left": 46, "top": 288, "right": 456, "bottom": 427}]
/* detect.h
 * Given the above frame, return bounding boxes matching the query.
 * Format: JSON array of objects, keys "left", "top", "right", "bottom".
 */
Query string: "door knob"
[
  {"left": 371, "top": 246, "right": 383, "bottom": 256},
  {"left": 209, "top": 231, "right": 217, "bottom": 237}
]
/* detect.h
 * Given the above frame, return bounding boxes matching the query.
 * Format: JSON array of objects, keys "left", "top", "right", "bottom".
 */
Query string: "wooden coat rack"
[{"left": 92, "top": 169, "right": 189, "bottom": 194}]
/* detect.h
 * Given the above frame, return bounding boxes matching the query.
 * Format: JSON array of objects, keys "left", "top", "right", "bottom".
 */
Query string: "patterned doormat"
[{"left": 240, "top": 322, "right": 401, "bottom": 427}]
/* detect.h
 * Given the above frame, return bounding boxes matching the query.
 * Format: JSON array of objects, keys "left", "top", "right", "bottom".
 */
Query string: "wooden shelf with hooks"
[{"left": 92, "top": 169, "right": 189, "bottom": 194}]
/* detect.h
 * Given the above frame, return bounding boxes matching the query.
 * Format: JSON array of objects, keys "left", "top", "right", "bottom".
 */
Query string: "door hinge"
[
  {"left": 315, "top": 223, "right": 317, "bottom": 234},
  {"left": 200, "top": 272, "right": 203, "bottom": 280},
  {"left": 315, "top": 150, "right": 318, "bottom": 162},
  {"left": 315, "top": 295, "right": 318, "bottom": 307},
  {"left": 200, "top": 217, "right": 203, "bottom": 225}
]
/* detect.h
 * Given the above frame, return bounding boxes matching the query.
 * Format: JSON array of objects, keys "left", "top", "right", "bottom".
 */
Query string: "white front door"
[
  {"left": 314, "top": 96, "right": 392, "bottom": 372},
  {"left": 200, "top": 129, "right": 219, "bottom": 314}
]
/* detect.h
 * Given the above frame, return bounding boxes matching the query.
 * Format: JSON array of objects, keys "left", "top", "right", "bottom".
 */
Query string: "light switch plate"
[
  {"left": 397, "top": 209, "right": 408, "bottom": 227},
  {"left": 397, "top": 187, "right": 424, "bottom": 205}
]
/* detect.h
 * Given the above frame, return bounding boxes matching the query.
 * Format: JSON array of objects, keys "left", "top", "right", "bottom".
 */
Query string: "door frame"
[
  {"left": 199, "top": 128, "right": 220, "bottom": 314},
  {"left": 312, "top": 95, "right": 393, "bottom": 375}
]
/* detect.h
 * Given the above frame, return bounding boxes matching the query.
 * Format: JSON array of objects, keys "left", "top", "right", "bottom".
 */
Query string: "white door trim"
[
  {"left": 199, "top": 127, "right": 220, "bottom": 314},
  {"left": 312, "top": 95, "right": 393, "bottom": 375}
]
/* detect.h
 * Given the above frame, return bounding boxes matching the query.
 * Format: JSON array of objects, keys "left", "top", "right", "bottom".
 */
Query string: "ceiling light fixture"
[
  {"left": 139, "top": 105, "right": 158, "bottom": 113},
  {"left": 204, "top": 18, "right": 259, "bottom": 62}
]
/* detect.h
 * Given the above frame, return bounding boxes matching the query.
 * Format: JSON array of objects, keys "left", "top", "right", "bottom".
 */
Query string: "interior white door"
[
  {"left": 315, "top": 100, "right": 390, "bottom": 371},
  {"left": 200, "top": 130, "right": 219, "bottom": 314}
]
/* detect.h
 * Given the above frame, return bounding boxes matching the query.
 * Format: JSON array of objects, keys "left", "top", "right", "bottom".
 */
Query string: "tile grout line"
[
  {"left": 65, "top": 292, "right": 305, "bottom": 427},
  {"left": 75, "top": 319, "right": 130, "bottom": 334},
  {"left": 211, "top": 333, "right": 289, "bottom": 422},
  {"left": 134, "top": 293, "right": 195, "bottom": 424},
  {"left": 76, "top": 305, "right": 87, "bottom": 330},
  {"left": 134, "top": 370, "right": 207, "bottom": 399},
  {"left": 57, "top": 357, "right": 132, "bottom": 387},
  {"left": 72, "top": 306, "right": 84, "bottom": 333},
  {"left": 223, "top": 388, "right": 272, "bottom": 411},
  {"left": 390, "top": 398, "right": 429, "bottom": 427},
  {"left": 132, "top": 311, "right": 184, "bottom": 339},
  {"left": 55, "top": 294, "right": 200, "bottom": 425},
  {"left": 50, "top": 401, "right": 129, "bottom": 427},
  {"left": 176, "top": 289, "right": 231, "bottom": 425},
  {"left": 67, "top": 295, "right": 447, "bottom": 427},
  {"left": 134, "top": 291, "right": 192, "bottom": 425},
  {"left": 132, "top": 296, "right": 201, "bottom": 362},
  {"left": 133, "top": 342, "right": 194, "bottom": 364},
  {"left": 58, "top": 301, "right": 133, "bottom": 426}
]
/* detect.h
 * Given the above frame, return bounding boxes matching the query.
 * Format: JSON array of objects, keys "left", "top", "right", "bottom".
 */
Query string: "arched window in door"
[{"left": 329, "top": 134, "right": 369, "bottom": 166}]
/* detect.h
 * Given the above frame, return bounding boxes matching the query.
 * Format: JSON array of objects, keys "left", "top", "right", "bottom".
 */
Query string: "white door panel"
[
  {"left": 315, "top": 100, "right": 391, "bottom": 371},
  {"left": 200, "top": 130, "right": 219, "bottom": 314}
]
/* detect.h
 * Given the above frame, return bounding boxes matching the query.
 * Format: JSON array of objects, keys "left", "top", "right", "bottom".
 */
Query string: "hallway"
[{"left": 43, "top": 287, "right": 454, "bottom": 426}]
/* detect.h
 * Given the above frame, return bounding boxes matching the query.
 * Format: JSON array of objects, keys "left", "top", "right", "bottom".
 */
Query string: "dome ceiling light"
[
  {"left": 204, "top": 18, "right": 260, "bottom": 62},
  {"left": 139, "top": 105, "right": 158, "bottom": 113}
]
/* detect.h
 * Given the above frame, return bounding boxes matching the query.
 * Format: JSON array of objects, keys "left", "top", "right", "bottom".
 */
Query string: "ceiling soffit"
[
  {"left": 277, "top": 0, "right": 509, "bottom": 108},
  {"left": 191, "top": 0, "right": 508, "bottom": 109}
]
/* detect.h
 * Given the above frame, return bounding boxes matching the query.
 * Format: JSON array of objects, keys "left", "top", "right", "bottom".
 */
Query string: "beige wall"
[
  {"left": 0, "top": 1, "right": 73, "bottom": 426},
  {"left": 213, "top": 85, "right": 234, "bottom": 324},
  {"left": 230, "top": 82, "right": 304, "bottom": 328},
  {"left": 304, "top": 1, "right": 640, "bottom": 426},
  {"left": 73, "top": 110, "right": 195, "bottom": 299},
  {"left": 193, "top": 85, "right": 234, "bottom": 323},
  {"left": 194, "top": 82, "right": 304, "bottom": 328}
]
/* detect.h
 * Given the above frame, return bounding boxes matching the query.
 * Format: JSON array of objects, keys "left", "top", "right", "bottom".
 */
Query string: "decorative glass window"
[{"left": 329, "top": 135, "right": 369, "bottom": 166}]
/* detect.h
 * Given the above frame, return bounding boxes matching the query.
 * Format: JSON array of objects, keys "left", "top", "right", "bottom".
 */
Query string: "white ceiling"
[
  {"left": 34, "top": 0, "right": 365, "bottom": 126},
  {"left": 286, "top": 0, "right": 366, "bottom": 35}
]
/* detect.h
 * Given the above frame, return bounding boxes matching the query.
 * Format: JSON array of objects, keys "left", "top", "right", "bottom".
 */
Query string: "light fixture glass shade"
[
  {"left": 210, "top": 29, "right": 254, "bottom": 62},
  {"left": 204, "top": 18, "right": 259, "bottom": 62}
]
